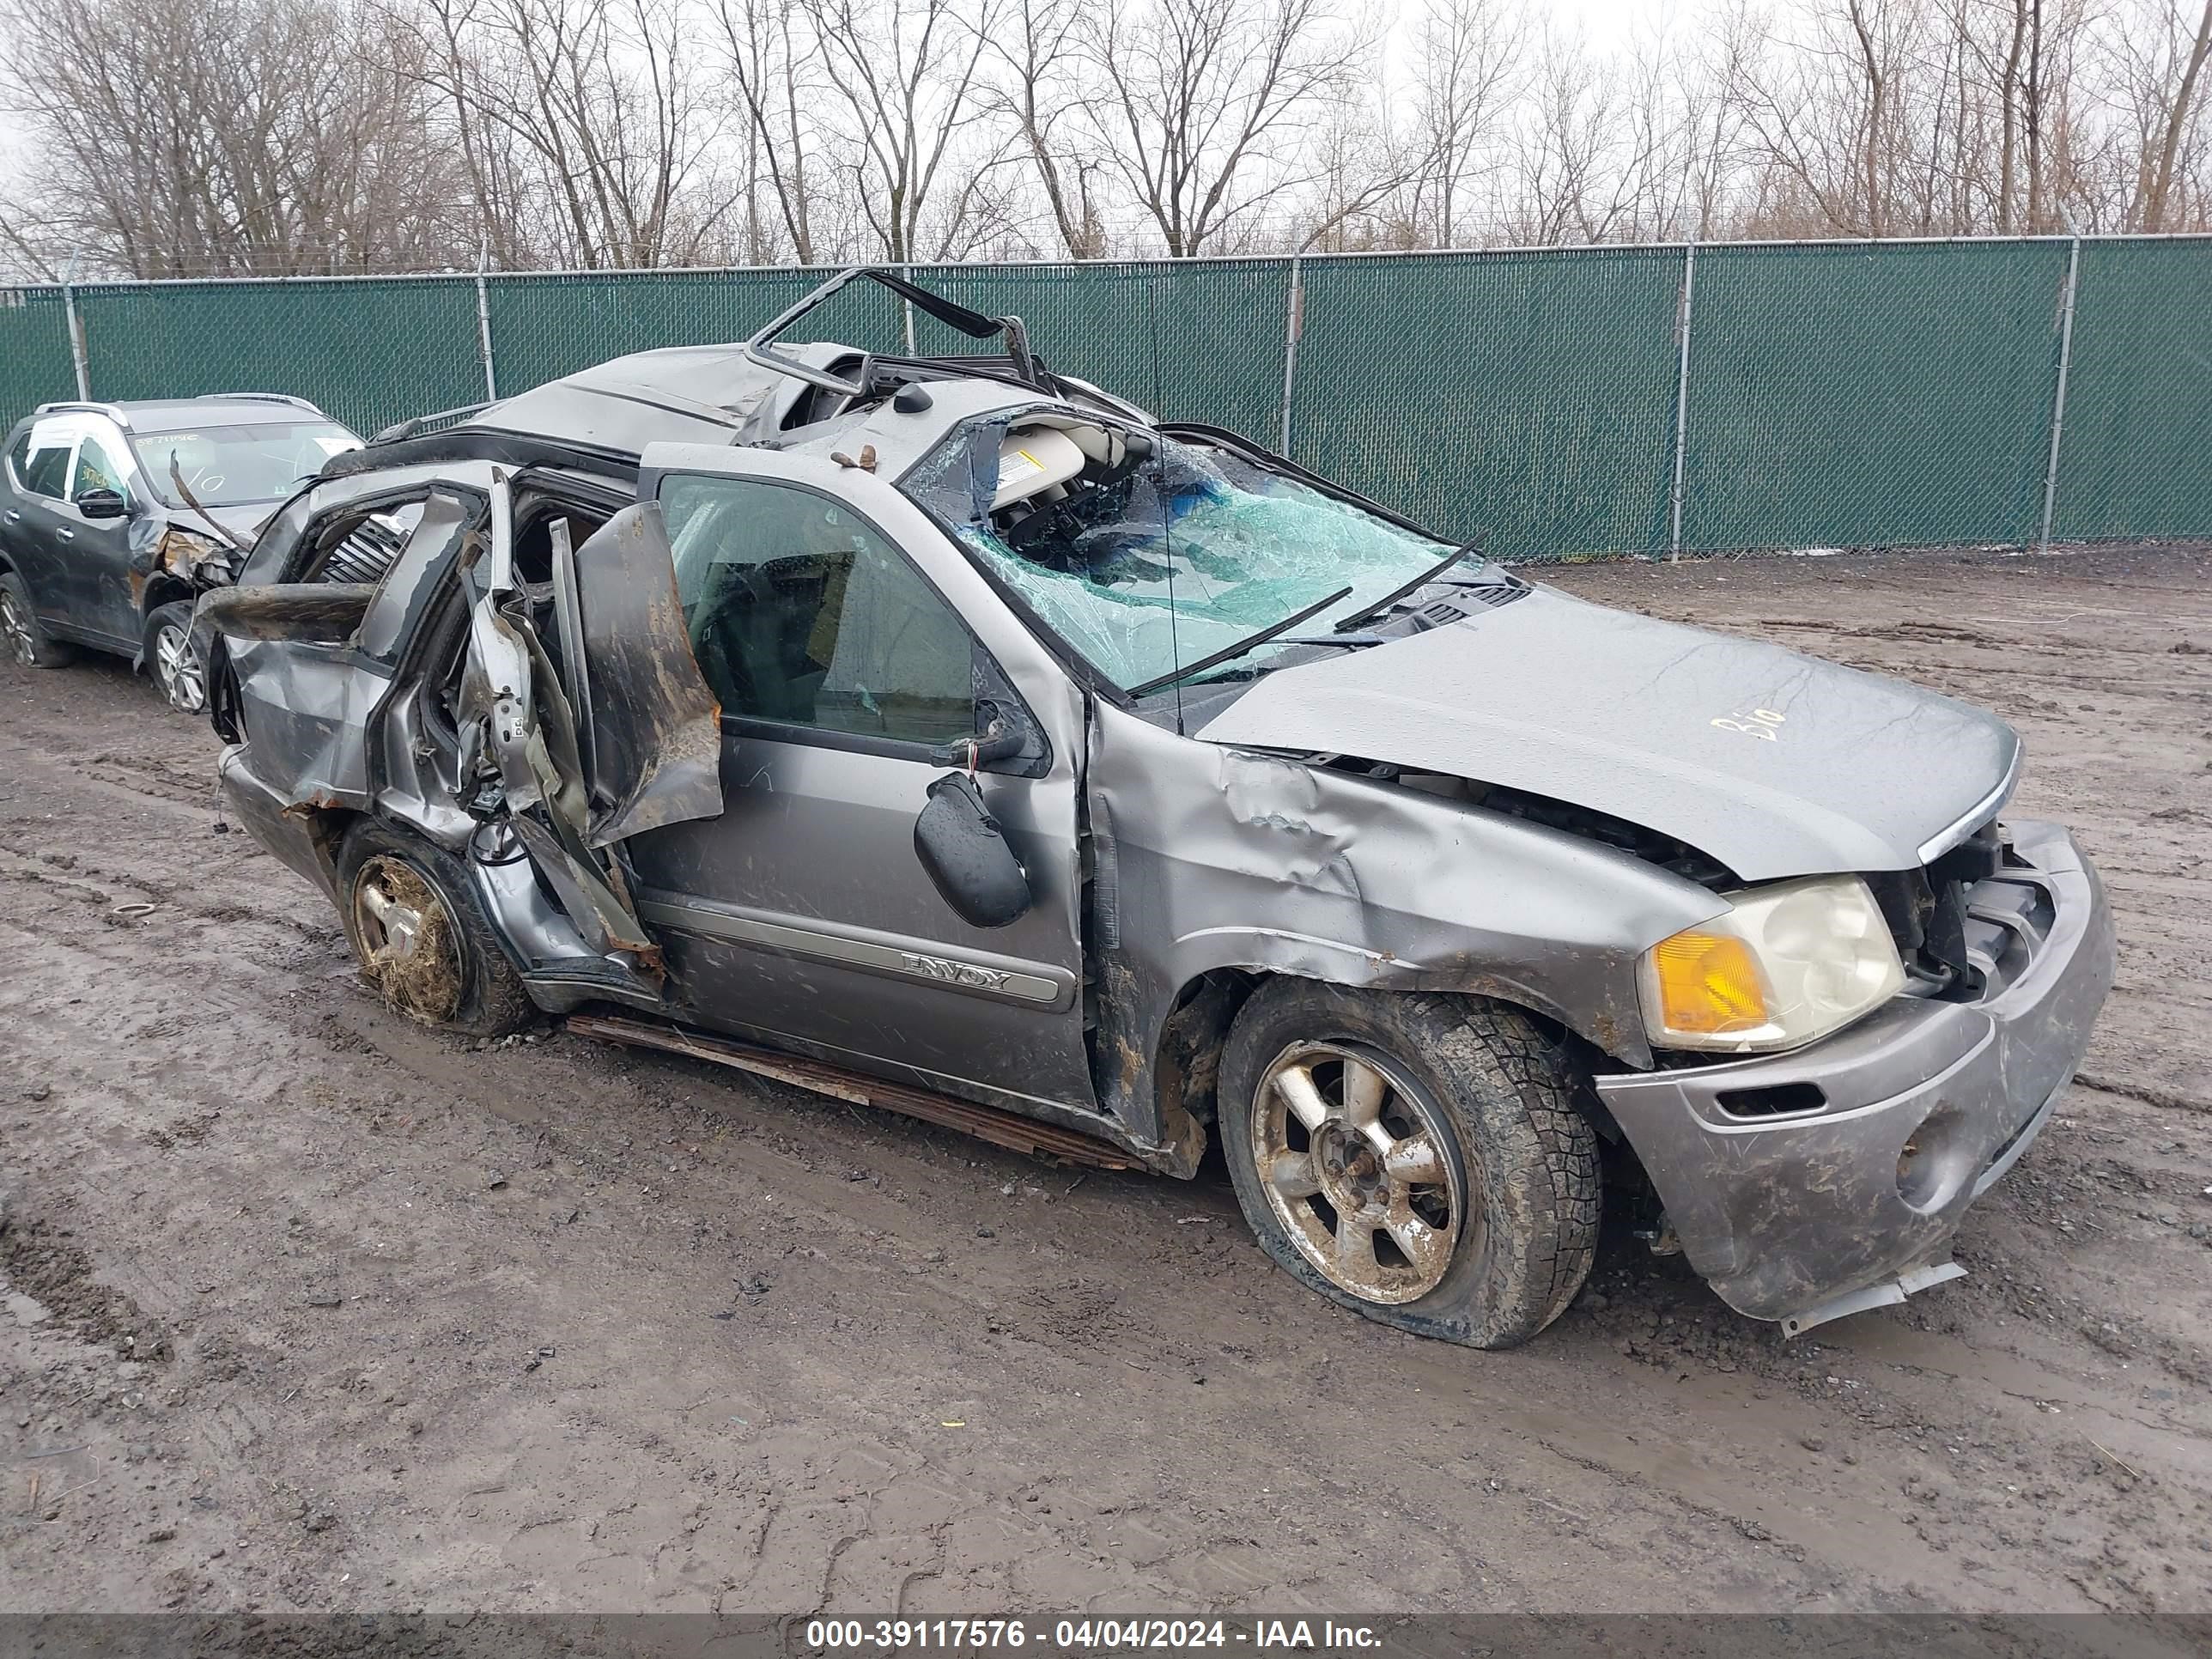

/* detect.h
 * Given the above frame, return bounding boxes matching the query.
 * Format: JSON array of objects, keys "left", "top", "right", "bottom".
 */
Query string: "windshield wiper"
[
  {"left": 1127, "top": 585, "right": 1353, "bottom": 699},
  {"left": 1333, "top": 531, "right": 1489, "bottom": 634}
]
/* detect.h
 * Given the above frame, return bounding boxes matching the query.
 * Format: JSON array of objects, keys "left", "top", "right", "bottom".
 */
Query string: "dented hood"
[
  {"left": 208, "top": 503, "right": 275, "bottom": 544},
  {"left": 1194, "top": 586, "right": 2020, "bottom": 881}
]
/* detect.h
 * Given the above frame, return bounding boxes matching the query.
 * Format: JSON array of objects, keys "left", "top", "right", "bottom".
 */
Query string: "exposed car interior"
[{"left": 663, "top": 474, "right": 974, "bottom": 746}]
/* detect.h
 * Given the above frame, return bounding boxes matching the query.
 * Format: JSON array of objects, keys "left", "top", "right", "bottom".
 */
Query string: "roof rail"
[
  {"left": 33, "top": 400, "right": 132, "bottom": 428},
  {"left": 202, "top": 392, "right": 325, "bottom": 412}
]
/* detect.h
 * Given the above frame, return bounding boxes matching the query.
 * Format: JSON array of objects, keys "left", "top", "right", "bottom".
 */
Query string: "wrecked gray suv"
[{"left": 200, "top": 270, "right": 2114, "bottom": 1348}]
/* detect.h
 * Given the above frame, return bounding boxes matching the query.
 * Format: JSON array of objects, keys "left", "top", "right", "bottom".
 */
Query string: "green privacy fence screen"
[
  {"left": 1288, "top": 246, "right": 1683, "bottom": 558},
  {"left": 4, "top": 236, "right": 2207, "bottom": 562}
]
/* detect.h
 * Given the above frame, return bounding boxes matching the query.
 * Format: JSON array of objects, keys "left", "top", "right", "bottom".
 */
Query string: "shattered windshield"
[
  {"left": 902, "top": 416, "right": 1461, "bottom": 693},
  {"left": 131, "top": 421, "right": 362, "bottom": 509}
]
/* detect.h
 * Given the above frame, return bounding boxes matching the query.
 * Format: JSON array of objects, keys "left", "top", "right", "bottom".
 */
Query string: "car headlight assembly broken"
[
  {"left": 159, "top": 527, "right": 237, "bottom": 582},
  {"left": 1639, "top": 874, "right": 1905, "bottom": 1054}
]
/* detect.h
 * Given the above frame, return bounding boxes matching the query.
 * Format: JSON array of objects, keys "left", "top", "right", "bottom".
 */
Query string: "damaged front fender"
[{"left": 1085, "top": 702, "right": 1729, "bottom": 1134}]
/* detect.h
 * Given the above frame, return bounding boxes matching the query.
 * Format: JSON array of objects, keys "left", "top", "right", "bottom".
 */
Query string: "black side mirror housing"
[
  {"left": 77, "top": 489, "right": 128, "bottom": 520},
  {"left": 914, "top": 773, "right": 1031, "bottom": 928}
]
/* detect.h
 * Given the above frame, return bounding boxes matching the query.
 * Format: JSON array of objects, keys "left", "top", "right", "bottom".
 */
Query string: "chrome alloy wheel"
[
  {"left": 351, "top": 856, "right": 463, "bottom": 1023},
  {"left": 153, "top": 621, "right": 206, "bottom": 713},
  {"left": 0, "top": 588, "right": 36, "bottom": 665},
  {"left": 1251, "top": 1042, "right": 1468, "bottom": 1304}
]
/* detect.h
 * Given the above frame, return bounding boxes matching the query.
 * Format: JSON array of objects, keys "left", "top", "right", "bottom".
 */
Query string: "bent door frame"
[{"left": 628, "top": 441, "right": 1111, "bottom": 1132}]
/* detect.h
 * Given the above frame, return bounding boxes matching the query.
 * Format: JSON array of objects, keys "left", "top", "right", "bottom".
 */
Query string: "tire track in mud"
[
  {"left": 5, "top": 549, "right": 2212, "bottom": 1615},
  {"left": 1, "top": 884, "right": 1881, "bottom": 1610}
]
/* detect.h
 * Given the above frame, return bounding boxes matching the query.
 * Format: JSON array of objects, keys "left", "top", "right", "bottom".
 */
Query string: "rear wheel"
[
  {"left": 144, "top": 601, "right": 206, "bottom": 713},
  {"left": 1218, "top": 981, "right": 1599, "bottom": 1349},
  {"left": 337, "top": 823, "right": 532, "bottom": 1038},
  {"left": 0, "top": 573, "right": 76, "bottom": 669}
]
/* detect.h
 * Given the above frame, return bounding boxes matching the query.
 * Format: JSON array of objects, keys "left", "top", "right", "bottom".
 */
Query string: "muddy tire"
[
  {"left": 1218, "top": 981, "right": 1599, "bottom": 1350},
  {"left": 336, "top": 823, "right": 532, "bottom": 1039},
  {"left": 0, "top": 572, "right": 76, "bottom": 669},
  {"left": 143, "top": 601, "right": 207, "bottom": 714}
]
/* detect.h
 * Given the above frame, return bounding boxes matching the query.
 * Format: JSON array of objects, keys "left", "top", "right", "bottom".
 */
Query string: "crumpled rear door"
[{"left": 454, "top": 475, "right": 722, "bottom": 980}]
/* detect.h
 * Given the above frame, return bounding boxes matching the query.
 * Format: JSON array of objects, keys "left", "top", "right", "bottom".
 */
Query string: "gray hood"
[{"left": 1194, "top": 586, "right": 2020, "bottom": 882}]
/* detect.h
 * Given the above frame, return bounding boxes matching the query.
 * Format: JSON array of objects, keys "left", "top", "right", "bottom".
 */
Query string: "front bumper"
[{"left": 1595, "top": 819, "right": 2114, "bottom": 1328}]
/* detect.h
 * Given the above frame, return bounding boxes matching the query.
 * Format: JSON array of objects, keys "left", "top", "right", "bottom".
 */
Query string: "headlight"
[
  {"left": 1639, "top": 874, "right": 1905, "bottom": 1054},
  {"left": 159, "top": 528, "right": 235, "bottom": 582}
]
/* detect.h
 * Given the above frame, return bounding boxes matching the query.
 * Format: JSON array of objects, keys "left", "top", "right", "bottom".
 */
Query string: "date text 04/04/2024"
[{"left": 802, "top": 1619, "right": 1383, "bottom": 1650}]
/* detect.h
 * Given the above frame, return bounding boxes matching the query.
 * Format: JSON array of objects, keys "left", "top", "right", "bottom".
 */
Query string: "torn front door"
[
  {"left": 454, "top": 474, "right": 724, "bottom": 1000},
  {"left": 611, "top": 441, "right": 1101, "bottom": 1122}
]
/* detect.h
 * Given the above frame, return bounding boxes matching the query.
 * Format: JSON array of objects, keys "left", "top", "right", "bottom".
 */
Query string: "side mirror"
[
  {"left": 914, "top": 773, "right": 1031, "bottom": 928},
  {"left": 77, "top": 489, "right": 128, "bottom": 520},
  {"left": 926, "top": 716, "right": 1025, "bottom": 771}
]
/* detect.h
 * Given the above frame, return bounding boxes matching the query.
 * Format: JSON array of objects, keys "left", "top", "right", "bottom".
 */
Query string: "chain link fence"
[{"left": 4, "top": 236, "right": 2206, "bottom": 562}]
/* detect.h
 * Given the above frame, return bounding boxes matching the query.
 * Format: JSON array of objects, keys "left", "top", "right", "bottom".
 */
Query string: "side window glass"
[
  {"left": 21, "top": 431, "right": 73, "bottom": 499},
  {"left": 662, "top": 476, "right": 975, "bottom": 746},
  {"left": 4, "top": 432, "right": 31, "bottom": 490},
  {"left": 71, "top": 432, "right": 130, "bottom": 503}
]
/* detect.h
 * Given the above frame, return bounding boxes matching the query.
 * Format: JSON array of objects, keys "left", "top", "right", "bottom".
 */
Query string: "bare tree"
[
  {"left": 2131, "top": 0, "right": 2212, "bottom": 226},
  {"left": 1400, "top": 0, "right": 1529, "bottom": 247},
  {"left": 1504, "top": 27, "right": 1665, "bottom": 243},
  {"left": 1282, "top": 93, "right": 1429, "bottom": 251},
  {"left": 715, "top": 0, "right": 830, "bottom": 262},
  {"left": 1613, "top": 14, "right": 1753, "bottom": 239},
  {"left": 1727, "top": 0, "right": 1942, "bottom": 237},
  {"left": 1, "top": 0, "right": 470, "bottom": 276},
  {"left": 987, "top": 0, "right": 1110, "bottom": 258},
  {"left": 392, "top": 0, "right": 738, "bottom": 269},
  {"left": 9, "top": 0, "right": 2212, "bottom": 281},
  {"left": 799, "top": 0, "right": 1017, "bottom": 262},
  {"left": 1087, "top": 0, "right": 1370, "bottom": 257}
]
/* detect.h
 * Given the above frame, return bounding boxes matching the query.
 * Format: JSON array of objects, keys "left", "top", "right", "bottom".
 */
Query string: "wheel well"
[
  {"left": 1154, "top": 969, "right": 1613, "bottom": 1138},
  {"left": 142, "top": 574, "right": 197, "bottom": 621},
  {"left": 1153, "top": 969, "right": 1258, "bottom": 1127},
  {"left": 290, "top": 805, "right": 368, "bottom": 890}
]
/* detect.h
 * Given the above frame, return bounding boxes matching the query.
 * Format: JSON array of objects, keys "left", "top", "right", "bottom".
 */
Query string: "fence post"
[
  {"left": 901, "top": 263, "right": 918, "bottom": 356},
  {"left": 2038, "top": 235, "right": 2081, "bottom": 555},
  {"left": 475, "top": 242, "right": 499, "bottom": 402},
  {"left": 1278, "top": 255, "right": 1304, "bottom": 457},
  {"left": 1667, "top": 241, "right": 1698, "bottom": 562},
  {"left": 61, "top": 250, "right": 90, "bottom": 401}
]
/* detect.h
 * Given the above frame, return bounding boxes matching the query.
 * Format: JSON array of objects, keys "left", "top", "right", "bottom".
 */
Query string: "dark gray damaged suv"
[
  {"left": 197, "top": 270, "right": 2114, "bottom": 1348},
  {"left": 0, "top": 395, "right": 359, "bottom": 710}
]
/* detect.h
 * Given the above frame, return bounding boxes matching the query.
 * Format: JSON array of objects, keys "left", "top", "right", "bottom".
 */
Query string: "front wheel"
[
  {"left": 144, "top": 601, "right": 206, "bottom": 713},
  {"left": 336, "top": 823, "right": 532, "bottom": 1038},
  {"left": 1218, "top": 982, "right": 1599, "bottom": 1350}
]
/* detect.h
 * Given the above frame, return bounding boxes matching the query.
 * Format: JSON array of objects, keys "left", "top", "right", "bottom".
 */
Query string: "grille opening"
[{"left": 1716, "top": 1082, "right": 1826, "bottom": 1120}]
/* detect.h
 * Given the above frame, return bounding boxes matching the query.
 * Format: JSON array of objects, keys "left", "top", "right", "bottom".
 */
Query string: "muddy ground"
[{"left": 0, "top": 544, "right": 2207, "bottom": 1618}]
